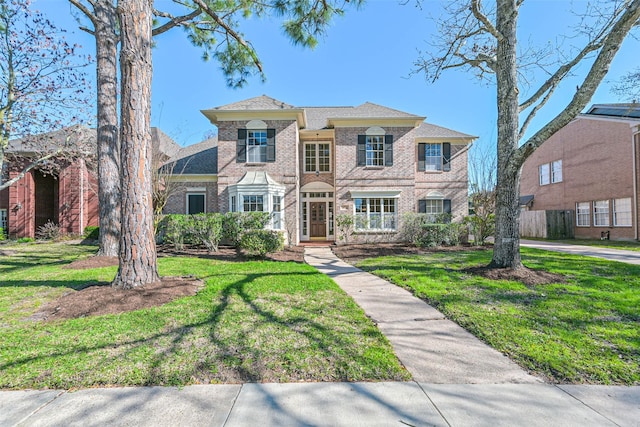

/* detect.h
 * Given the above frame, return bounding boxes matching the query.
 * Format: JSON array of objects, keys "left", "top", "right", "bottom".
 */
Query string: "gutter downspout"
[{"left": 633, "top": 125, "right": 639, "bottom": 240}]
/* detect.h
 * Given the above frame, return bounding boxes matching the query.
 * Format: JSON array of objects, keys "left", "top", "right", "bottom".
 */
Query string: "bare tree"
[
  {"left": 0, "top": 0, "right": 91, "bottom": 191},
  {"left": 612, "top": 68, "right": 640, "bottom": 101},
  {"left": 416, "top": 0, "right": 640, "bottom": 268},
  {"left": 467, "top": 144, "right": 496, "bottom": 245}
]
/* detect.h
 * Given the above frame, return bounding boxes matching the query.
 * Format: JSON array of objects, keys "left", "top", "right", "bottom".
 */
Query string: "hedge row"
[{"left": 158, "top": 212, "right": 283, "bottom": 256}]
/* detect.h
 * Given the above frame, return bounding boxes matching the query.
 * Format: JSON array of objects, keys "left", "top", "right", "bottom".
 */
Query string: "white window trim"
[
  {"left": 539, "top": 163, "right": 550, "bottom": 186},
  {"left": 186, "top": 192, "right": 206, "bottom": 214},
  {"left": 423, "top": 142, "right": 443, "bottom": 172},
  {"left": 304, "top": 141, "right": 332, "bottom": 174},
  {"left": 593, "top": 200, "right": 610, "bottom": 227},
  {"left": 551, "top": 160, "right": 563, "bottom": 183},
  {"left": 613, "top": 197, "right": 632, "bottom": 227},
  {"left": 365, "top": 135, "right": 385, "bottom": 167},
  {"left": 576, "top": 202, "right": 590, "bottom": 227},
  {"left": 353, "top": 197, "right": 398, "bottom": 232}
]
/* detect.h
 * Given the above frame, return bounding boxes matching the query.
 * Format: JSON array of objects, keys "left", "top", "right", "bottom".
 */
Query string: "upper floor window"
[
  {"left": 551, "top": 160, "right": 562, "bottom": 183},
  {"left": 305, "top": 143, "right": 331, "bottom": 173},
  {"left": 237, "top": 127, "right": 276, "bottom": 163},
  {"left": 593, "top": 200, "right": 609, "bottom": 227},
  {"left": 576, "top": 202, "right": 590, "bottom": 227},
  {"left": 418, "top": 142, "right": 451, "bottom": 172},
  {"left": 539, "top": 163, "right": 550, "bottom": 185},
  {"left": 357, "top": 132, "right": 393, "bottom": 167}
]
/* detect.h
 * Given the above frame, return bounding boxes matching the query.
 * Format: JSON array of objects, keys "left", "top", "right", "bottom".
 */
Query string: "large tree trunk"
[
  {"left": 94, "top": 0, "right": 120, "bottom": 257},
  {"left": 112, "top": 0, "right": 158, "bottom": 288},
  {"left": 490, "top": 0, "right": 523, "bottom": 269}
]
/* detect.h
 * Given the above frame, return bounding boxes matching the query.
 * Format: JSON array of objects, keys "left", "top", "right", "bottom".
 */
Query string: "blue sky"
[{"left": 36, "top": 0, "right": 639, "bottom": 153}]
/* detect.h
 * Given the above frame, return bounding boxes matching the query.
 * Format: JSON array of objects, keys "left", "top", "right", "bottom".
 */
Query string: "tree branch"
[
  {"left": 471, "top": 0, "right": 501, "bottom": 40},
  {"left": 152, "top": 8, "right": 202, "bottom": 37},
  {"left": 190, "top": 0, "right": 262, "bottom": 72},
  {"left": 0, "top": 150, "right": 61, "bottom": 192},
  {"left": 514, "top": 0, "right": 640, "bottom": 168}
]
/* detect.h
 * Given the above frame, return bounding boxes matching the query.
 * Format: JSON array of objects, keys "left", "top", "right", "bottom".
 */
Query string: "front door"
[{"left": 310, "top": 202, "right": 326, "bottom": 238}]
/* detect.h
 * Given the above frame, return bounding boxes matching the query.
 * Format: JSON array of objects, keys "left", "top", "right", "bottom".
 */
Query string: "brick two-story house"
[
  {"left": 165, "top": 95, "right": 476, "bottom": 244},
  {"left": 519, "top": 104, "right": 640, "bottom": 240}
]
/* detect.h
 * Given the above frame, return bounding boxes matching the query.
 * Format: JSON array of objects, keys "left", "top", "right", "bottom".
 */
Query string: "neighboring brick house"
[
  {"left": 519, "top": 104, "right": 640, "bottom": 240},
  {"left": 0, "top": 126, "right": 179, "bottom": 238},
  {"left": 165, "top": 95, "right": 475, "bottom": 244}
]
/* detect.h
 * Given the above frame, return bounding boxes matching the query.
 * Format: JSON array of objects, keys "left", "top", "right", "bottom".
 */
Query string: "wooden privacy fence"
[{"left": 520, "top": 210, "right": 575, "bottom": 239}]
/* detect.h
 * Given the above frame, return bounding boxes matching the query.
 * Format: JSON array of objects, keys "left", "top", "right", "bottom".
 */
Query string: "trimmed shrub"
[
  {"left": 222, "top": 212, "right": 270, "bottom": 246},
  {"left": 335, "top": 214, "right": 355, "bottom": 244},
  {"left": 0, "top": 227, "right": 5, "bottom": 241},
  {"left": 240, "top": 229, "right": 284, "bottom": 257},
  {"left": 188, "top": 213, "right": 224, "bottom": 252},
  {"left": 83, "top": 226, "right": 100, "bottom": 240},
  {"left": 400, "top": 213, "right": 465, "bottom": 247},
  {"left": 36, "top": 221, "right": 61, "bottom": 241},
  {"left": 164, "top": 214, "right": 189, "bottom": 250}
]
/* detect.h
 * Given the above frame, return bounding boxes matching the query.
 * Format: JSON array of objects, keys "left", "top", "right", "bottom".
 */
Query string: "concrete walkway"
[
  {"left": 3, "top": 246, "right": 639, "bottom": 426},
  {"left": 521, "top": 239, "right": 640, "bottom": 265}
]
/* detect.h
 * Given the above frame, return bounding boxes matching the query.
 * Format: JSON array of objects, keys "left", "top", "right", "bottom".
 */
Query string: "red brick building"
[
  {"left": 519, "top": 104, "right": 640, "bottom": 240},
  {"left": 1, "top": 126, "right": 179, "bottom": 239}
]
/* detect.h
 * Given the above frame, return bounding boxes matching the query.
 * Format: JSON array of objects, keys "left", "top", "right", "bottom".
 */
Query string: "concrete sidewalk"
[
  {"left": 3, "top": 246, "right": 639, "bottom": 426},
  {"left": 521, "top": 239, "right": 640, "bottom": 265},
  {"left": 3, "top": 382, "right": 639, "bottom": 426}
]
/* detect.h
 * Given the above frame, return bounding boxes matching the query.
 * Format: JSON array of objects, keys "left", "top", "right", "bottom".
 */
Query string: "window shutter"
[
  {"left": 443, "top": 199, "right": 451, "bottom": 214},
  {"left": 266, "top": 128, "right": 276, "bottom": 162},
  {"left": 384, "top": 135, "right": 394, "bottom": 166},
  {"left": 418, "top": 143, "right": 425, "bottom": 171},
  {"left": 443, "top": 143, "right": 451, "bottom": 171},
  {"left": 237, "top": 129, "right": 247, "bottom": 163},
  {"left": 418, "top": 200, "right": 426, "bottom": 213},
  {"left": 357, "top": 135, "right": 366, "bottom": 166}
]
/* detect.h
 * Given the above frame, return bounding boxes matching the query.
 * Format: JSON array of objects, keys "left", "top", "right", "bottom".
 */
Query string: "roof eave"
[{"left": 201, "top": 108, "right": 307, "bottom": 128}]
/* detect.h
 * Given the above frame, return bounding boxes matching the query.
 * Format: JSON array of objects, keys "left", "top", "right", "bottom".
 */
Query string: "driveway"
[{"left": 521, "top": 239, "right": 640, "bottom": 265}]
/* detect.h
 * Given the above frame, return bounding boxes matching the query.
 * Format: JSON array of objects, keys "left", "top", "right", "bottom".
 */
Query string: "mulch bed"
[{"left": 34, "top": 242, "right": 561, "bottom": 321}]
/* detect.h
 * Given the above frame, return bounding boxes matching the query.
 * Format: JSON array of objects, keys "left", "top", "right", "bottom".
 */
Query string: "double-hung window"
[
  {"left": 613, "top": 197, "right": 632, "bottom": 227},
  {"left": 576, "top": 202, "right": 590, "bottom": 227},
  {"left": 418, "top": 198, "right": 452, "bottom": 222},
  {"left": 551, "top": 160, "right": 562, "bottom": 183},
  {"left": 357, "top": 134, "right": 393, "bottom": 167},
  {"left": 237, "top": 128, "right": 276, "bottom": 163},
  {"left": 539, "top": 163, "right": 550, "bottom": 185},
  {"left": 305, "top": 143, "right": 331, "bottom": 173},
  {"left": 418, "top": 143, "right": 451, "bottom": 172},
  {"left": 354, "top": 198, "right": 397, "bottom": 231},
  {"left": 593, "top": 200, "right": 610, "bottom": 226},
  {"left": 247, "top": 130, "right": 267, "bottom": 163}
]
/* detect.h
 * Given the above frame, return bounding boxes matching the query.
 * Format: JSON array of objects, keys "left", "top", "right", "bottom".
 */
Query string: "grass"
[
  {"left": 356, "top": 247, "right": 640, "bottom": 385},
  {"left": 0, "top": 242, "right": 409, "bottom": 389}
]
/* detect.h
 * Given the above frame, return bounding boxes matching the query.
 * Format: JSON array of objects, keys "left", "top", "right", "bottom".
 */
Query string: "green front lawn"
[
  {"left": 0, "top": 242, "right": 409, "bottom": 389},
  {"left": 356, "top": 247, "right": 640, "bottom": 385}
]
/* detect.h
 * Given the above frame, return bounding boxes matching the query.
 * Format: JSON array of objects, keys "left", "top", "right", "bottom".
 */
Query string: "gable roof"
[
  {"left": 8, "top": 126, "right": 181, "bottom": 159},
  {"left": 415, "top": 122, "right": 476, "bottom": 141},
  {"left": 167, "top": 137, "right": 218, "bottom": 175},
  {"left": 214, "top": 95, "right": 295, "bottom": 111}
]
